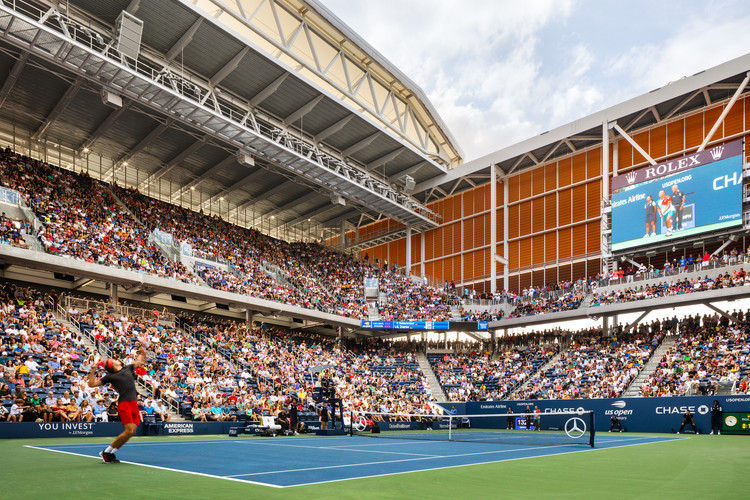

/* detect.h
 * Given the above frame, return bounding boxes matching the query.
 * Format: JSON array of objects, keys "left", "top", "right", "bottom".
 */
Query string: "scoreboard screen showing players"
[{"left": 611, "top": 140, "right": 744, "bottom": 252}]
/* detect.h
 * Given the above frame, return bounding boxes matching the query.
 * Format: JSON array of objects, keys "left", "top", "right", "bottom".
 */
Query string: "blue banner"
[
  {"left": 451, "top": 395, "right": 750, "bottom": 433},
  {"left": 360, "top": 321, "right": 488, "bottom": 330}
]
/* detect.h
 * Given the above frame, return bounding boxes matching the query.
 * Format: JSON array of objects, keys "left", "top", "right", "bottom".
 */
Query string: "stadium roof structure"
[{"left": 0, "top": 0, "right": 463, "bottom": 243}]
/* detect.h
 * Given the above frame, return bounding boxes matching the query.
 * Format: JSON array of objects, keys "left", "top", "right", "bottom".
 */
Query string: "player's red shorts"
[{"left": 118, "top": 400, "right": 141, "bottom": 426}]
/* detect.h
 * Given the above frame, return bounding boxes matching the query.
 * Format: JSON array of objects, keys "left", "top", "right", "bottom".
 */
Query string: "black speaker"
[{"left": 371, "top": 426, "right": 380, "bottom": 434}]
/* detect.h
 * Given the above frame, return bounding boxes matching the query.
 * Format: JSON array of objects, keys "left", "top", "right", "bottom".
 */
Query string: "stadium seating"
[
  {"left": 639, "top": 318, "right": 750, "bottom": 397},
  {"left": 428, "top": 345, "right": 556, "bottom": 401},
  {"left": 511, "top": 329, "right": 663, "bottom": 400}
]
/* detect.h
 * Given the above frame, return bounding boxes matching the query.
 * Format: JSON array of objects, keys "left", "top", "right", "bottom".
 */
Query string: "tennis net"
[{"left": 349, "top": 410, "right": 595, "bottom": 447}]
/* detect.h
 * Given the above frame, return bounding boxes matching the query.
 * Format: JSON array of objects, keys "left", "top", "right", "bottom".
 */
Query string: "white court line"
[
  {"left": 215, "top": 440, "right": 441, "bottom": 457},
  {"left": 274, "top": 436, "right": 686, "bottom": 488},
  {"left": 225, "top": 442, "right": 579, "bottom": 478},
  {"left": 23, "top": 445, "right": 283, "bottom": 488},
  {"left": 29, "top": 435, "right": 685, "bottom": 489}
]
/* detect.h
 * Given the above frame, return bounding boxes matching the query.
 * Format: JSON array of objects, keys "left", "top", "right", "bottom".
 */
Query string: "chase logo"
[
  {"left": 610, "top": 401, "right": 627, "bottom": 409},
  {"left": 697, "top": 405, "right": 709, "bottom": 415}
]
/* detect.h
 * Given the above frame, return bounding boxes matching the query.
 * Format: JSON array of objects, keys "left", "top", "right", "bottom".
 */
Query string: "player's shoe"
[
  {"left": 710, "top": 431, "right": 714, "bottom": 435},
  {"left": 99, "top": 450, "right": 120, "bottom": 463},
  {"left": 644, "top": 233, "right": 649, "bottom": 238}
]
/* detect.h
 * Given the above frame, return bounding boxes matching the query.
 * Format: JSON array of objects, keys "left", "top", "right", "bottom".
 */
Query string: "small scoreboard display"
[{"left": 721, "top": 412, "right": 750, "bottom": 435}]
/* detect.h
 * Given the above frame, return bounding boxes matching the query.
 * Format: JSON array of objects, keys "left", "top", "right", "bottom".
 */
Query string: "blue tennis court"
[{"left": 27, "top": 434, "right": 681, "bottom": 488}]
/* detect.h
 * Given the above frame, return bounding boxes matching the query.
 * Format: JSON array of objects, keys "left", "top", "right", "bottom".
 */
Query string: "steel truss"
[{"left": 0, "top": 1, "right": 440, "bottom": 232}]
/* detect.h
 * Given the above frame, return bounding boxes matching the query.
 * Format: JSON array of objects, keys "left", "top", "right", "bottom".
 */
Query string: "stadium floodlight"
[
  {"left": 115, "top": 11, "right": 144, "bottom": 60},
  {"left": 331, "top": 194, "right": 346, "bottom": 206},
  {"left": 101, "top": 89, "right": 122, "bottom": 108},
  {"left": 236, "top": 150, "right": 255, "bottom": 167}
]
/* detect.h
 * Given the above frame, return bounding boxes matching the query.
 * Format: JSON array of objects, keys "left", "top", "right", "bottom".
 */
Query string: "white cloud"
[{"left": 321, "top": 0, "right": 750, "bottom": 161}]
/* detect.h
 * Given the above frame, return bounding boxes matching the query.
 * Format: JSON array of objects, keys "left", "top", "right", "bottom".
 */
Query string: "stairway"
[
  {"left": 417, "top": 352, "right": 448, "bottom": 401},
  {"left": 578, "top": 291, "right": 594, "bottom": 308},
  {"left": 450, "top": 304, "right": 462, "bottom": 320},
  {"left": 504, "top": 349, "right": 564, "bottom": 400},
  {"left": 367, "top": 302, "right": 380, "bottom": 320},
  {"left": 621, "top": 334, "right": 679, "bottom": 397}
]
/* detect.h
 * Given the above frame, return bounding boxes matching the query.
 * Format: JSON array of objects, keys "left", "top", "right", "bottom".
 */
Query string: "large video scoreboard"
[{"left": 611, "top": 140, "right": 743, "bottom": 252}]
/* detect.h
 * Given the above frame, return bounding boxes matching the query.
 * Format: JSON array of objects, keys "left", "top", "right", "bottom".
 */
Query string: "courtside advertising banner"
[{"left": 611, "top": 140, "right": 743, "bottom": 252}]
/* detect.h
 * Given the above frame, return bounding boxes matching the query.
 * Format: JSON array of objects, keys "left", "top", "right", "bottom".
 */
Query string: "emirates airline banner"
[{"left": 611, "top": 140, "right": 743, "bottom": 252}]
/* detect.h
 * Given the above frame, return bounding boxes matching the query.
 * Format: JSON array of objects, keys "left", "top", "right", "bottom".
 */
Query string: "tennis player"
[
  {"left": 87, "top": 349, "right": 147, "bottom": 463},
  {"left": 658, "top": 190, "right": 674, "bottom": 236}
]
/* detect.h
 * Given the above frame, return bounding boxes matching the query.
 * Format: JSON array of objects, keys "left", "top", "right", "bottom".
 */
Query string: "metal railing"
[
  {"left": 596, "top": 257, "right": 750, "bottom": 288},
  {"left": 0, "top": 0, "right": 440, "bottom": 228},
  {"left": 0, "top": 185, "right": 19, "bottom": 204},
  {"left": 64, "top": 295, "right": 176, "bottom": 324}
]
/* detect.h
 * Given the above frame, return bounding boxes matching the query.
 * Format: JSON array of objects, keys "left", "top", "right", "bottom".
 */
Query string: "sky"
[{"left": 320, "top": 0, "right": 750, "bottom": 162}]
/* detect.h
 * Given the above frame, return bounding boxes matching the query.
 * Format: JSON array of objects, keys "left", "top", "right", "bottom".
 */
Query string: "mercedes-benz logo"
[{"left": 564, "top": 417, "right": 587, "bottom": 439}]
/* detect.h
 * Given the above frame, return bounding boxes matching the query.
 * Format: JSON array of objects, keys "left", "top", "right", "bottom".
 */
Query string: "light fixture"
[
  {"left": 190, "top": 186, "right": 195, "bottom": 191},
  {"left": 82, "top": 147, "right": 90, "bottom": 154},
  {"left": 219, "top": 197, "right": 224, "bottom": 201},
  {"left": 122, "top": 161, "right": 128, "bottom": 166}
]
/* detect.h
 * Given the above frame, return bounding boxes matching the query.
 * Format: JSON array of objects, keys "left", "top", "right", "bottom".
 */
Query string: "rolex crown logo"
[{"left": 709, "top": 145, "right": 724, "bottom": 161}]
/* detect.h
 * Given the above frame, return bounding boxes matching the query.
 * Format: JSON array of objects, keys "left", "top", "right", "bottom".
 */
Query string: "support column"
[
  {"left": 420, "top": 231, "right": 426, "bottom": 279},
  {"left": 340, "top": 220, "right": 346, "bottom": 252},
  {"left": 503, "top": 177, "right": 509, "bottom": 292},
  {"left": 602, "top": 121, "right": 610, "bottom": 274},
  {"left": 405, "top": 225, "right": 412, "bottom": 276},
  {"left": 602, "top": 315, "right": 609, "bottom": 334},
  {"left": 110, "top": 283, "right": 118, "bottom": 306},
  {"left": 490, "top": 164, "right": 497, "bottom": 293},
  {"left": 706, "top": 303, "right": 740, "bottom": 324},
  {"left": 491, "top": 329, "right": 497, "bottom": 354}
]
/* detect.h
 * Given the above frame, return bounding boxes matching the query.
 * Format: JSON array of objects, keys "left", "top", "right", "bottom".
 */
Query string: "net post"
[
  {"left": 589, "top": 411, "right": 595, "bottom": 448},
  {"left": 448, "top": 414, "right": 453, "bottom": 441}
]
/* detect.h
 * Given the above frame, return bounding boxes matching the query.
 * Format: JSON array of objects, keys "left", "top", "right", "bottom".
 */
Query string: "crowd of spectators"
[
  {"left": 507, "top": 290, "right": 585, "bottom": 318},
  {"left": 189, "top": 317, "right": 436, "bottom": 419},
  {"left": 594, "top": 248, "right": 750, "bottom": 287},
  {"left": 114, "top": 184, "right": 455, "bottom": 321},
  {"left": 639, "top": 313, "right": 750, "bottom": 397},
  {"left": 0, "top": 211, "right": 30, "bottom": 249},
  {"left": 0, "top": 283, "right": 120, "bottom": 423},
  {"left": 429, "top": 345, "right": 557, "bottom": 401},
  {"left": 511, "top": 328, "right": 662, "bottom": 400},
  {"left": 0, "top": 149, "right": 197, "bottom": 283},
  {"left": 590, "top": 269, "right": 750, "bottom": 307}
]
